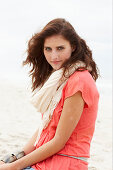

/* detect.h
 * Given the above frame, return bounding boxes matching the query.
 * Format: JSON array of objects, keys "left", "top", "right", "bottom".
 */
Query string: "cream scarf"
[{"left": 31, "top": 61, "right": 92, "bottom": 146}]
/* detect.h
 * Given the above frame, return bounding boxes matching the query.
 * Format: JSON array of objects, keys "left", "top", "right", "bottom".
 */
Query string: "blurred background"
[
  {"left": 0, "top": 0, "right": 112, "bottom": 84},
  {"left": 0, "top": 0, "right": 112, "bottom": 170}
]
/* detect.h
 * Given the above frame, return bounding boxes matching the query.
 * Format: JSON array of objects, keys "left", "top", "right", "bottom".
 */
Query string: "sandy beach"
[{"left": 0, "top": 77, "right": 112, "bottom": 170}]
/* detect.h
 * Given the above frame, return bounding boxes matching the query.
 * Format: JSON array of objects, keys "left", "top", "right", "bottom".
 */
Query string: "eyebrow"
[{"left": 44, "top": 45, "right": 65, "bottom": 48}]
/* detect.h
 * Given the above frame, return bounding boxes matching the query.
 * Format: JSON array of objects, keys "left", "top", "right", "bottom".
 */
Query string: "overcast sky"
[{"left": 0, "top": 0, "right": 112, "bottom": 83}]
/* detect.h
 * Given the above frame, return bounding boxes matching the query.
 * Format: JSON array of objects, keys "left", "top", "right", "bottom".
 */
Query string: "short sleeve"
[{"left": 64, "top": 70, "right": 99, "bottom": 108}]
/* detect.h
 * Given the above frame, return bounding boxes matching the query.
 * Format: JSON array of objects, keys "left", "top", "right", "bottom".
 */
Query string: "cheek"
[
  {"left": 44, "top": 52, "right": 50, "bottom": 62},
  {"left": 62, "top": 49, "right": 72, "bottom": 60}
]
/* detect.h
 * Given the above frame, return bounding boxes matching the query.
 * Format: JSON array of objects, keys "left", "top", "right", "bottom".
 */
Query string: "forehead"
[{"left": 44, "top": 35, "right": 70, "bottom": 46}]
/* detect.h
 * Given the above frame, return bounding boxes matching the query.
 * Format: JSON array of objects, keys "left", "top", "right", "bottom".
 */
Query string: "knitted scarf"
[{"left": 31, "top": 61, "right": 92, "bottom": 146}]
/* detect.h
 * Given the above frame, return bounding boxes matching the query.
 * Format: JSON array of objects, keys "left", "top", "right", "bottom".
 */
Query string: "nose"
[{"left": 51, "top": 50, "right": 59, "bottom": 60}]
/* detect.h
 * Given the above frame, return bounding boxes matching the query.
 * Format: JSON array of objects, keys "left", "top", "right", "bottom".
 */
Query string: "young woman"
[{"left": 0, "top": 18, "right": 99, "bottom": 170}]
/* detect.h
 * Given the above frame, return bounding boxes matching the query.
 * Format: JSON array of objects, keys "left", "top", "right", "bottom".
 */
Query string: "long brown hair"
[{"left": 23, "top": 18, "right": 100, "bottom": 92}]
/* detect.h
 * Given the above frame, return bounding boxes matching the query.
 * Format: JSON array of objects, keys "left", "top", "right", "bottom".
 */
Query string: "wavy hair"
[{"left": 23, "top": 18, "right": 100, "bottom": 91}]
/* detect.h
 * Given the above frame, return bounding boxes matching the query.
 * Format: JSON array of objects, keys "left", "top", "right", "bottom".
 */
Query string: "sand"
[{"left": 0, "top": 78, "right": 112, "bottom": 170}]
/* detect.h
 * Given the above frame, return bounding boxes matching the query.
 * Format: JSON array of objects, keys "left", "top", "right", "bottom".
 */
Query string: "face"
[{"left": 43, "top": 35, "right": 74, "bottom": 70}]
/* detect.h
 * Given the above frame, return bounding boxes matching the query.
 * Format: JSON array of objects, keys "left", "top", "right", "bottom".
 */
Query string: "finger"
[{"left": 0, "top": 161, "right": 5, "bottom": 165}]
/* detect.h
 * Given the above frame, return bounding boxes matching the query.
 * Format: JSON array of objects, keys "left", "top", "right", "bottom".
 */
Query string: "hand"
[
  {"left": 0, "top": 163, "right": 11, "bottom": 170},
  {"left": 0, "top": 161, "right": 5, "bottom": 165}
]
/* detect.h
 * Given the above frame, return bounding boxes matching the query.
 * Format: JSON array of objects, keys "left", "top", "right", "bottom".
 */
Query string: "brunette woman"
[{"left": 0, "top": 18, "right": 99, "bottom": 170}]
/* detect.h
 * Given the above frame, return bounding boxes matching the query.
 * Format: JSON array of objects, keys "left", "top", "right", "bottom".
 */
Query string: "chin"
[
  {"left": 53, "top": 67, "right": 61, "bottom": 70},
  {"left": 52, "top": 65, "right": 62, "bottom": 70}
]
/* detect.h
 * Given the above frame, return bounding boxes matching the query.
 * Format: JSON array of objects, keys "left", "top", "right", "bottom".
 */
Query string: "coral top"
[{"left": 32, "top": 70, "right": 99, "bottom": 170}]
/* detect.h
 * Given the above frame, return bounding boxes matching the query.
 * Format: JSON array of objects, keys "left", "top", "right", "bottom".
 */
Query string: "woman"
[{"left": 0, "top": 18, "right": 99, "bottom": 170}]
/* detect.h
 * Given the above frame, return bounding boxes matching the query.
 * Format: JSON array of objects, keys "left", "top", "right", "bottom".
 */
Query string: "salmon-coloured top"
[{"left": 32, "top": 70, "right": 99, "bottom": 169}]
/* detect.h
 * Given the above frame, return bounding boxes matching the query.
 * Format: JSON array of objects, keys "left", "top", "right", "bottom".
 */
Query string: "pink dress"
[{"left": 32, "top": 70, "right": 99, "bottom": 170}]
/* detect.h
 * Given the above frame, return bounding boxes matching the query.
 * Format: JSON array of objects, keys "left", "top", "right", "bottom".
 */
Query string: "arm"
[
  {"left": 23, "top": 129, "right": 39, "bottom": 155},
  {"left": 53, "top": 91, "right": 84, "bottom": 146},
  {"left": 0, "top": 129, "right": 39, "bottom": 168},
  {"left": 1, "top": 91, "right": 84, "bottom": 170}
]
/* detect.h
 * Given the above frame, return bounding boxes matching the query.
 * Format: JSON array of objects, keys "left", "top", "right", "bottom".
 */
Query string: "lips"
[{"left": 52, "top": 61, "right": 61, "bottom": 64}]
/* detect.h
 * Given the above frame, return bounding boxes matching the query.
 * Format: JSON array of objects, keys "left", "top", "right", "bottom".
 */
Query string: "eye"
[
  {"left": 45, "top": 47, "right": 51, "bottom": 51},
  {"left": 57, "top": 46, "right": 64, "bottom": 50}
]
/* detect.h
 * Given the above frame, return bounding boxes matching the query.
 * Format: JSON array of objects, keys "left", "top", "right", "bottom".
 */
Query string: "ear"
[{"left": 71, "top": 45, "right": 76, "bottom": 52}]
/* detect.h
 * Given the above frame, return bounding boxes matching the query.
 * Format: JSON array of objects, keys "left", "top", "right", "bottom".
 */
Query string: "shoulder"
[
  {"left": 63, "top": 70, "right": 99, "bottom": 107},
  {"left": 65, "top": 70, "right": 96, "bottom": 90},
  {"left": 68, "top": 70, "right": 94, "bottom": 83}
]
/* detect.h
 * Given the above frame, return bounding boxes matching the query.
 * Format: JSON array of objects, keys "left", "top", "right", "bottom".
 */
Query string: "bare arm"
[
  {"left": 23, "top": 129, "right": 39, "bottom": 155},
  {"left": 54, "top": 91, "right": 84, "bottom": 146},
  {"left": 3, "top": 91, "right": 84, "bottom": 170},
  {"left": 0, "top": 129, "right": 38, "bottom": 167}
]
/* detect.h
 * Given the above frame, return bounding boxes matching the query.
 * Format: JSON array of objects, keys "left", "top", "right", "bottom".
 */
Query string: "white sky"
[{"left": 0, "top": 0, "right": 112, "bottom": 82}]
